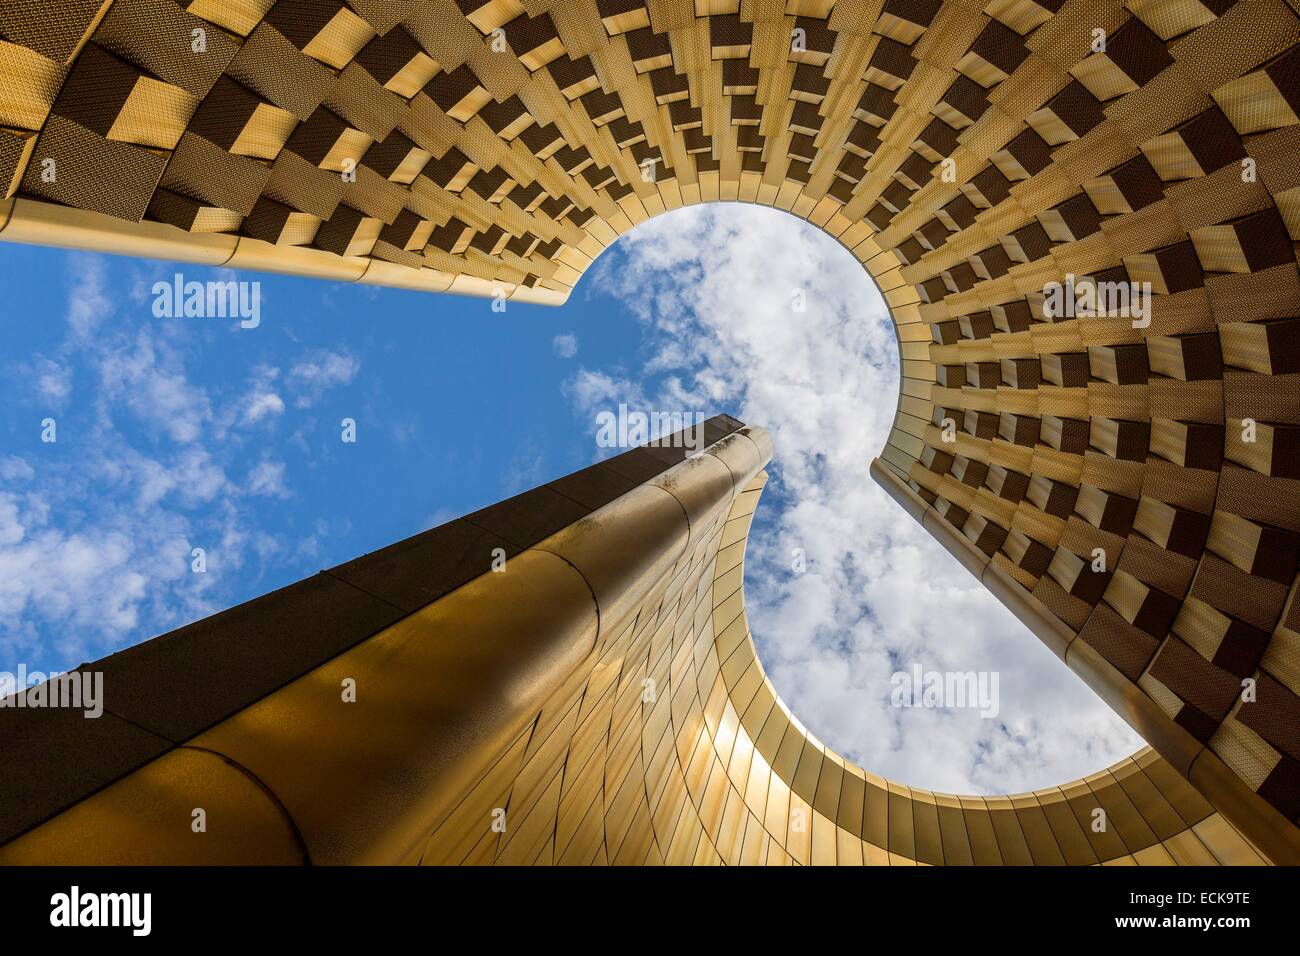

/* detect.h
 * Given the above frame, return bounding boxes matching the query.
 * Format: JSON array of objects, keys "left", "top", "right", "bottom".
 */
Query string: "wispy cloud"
[
  {"left": 0, "top": 458, "right": 34, "bottom": 482},
  {"left": 502, "top": 439, "right": 549, "bottom": 495},
  {"left": 97, "top": 329, "right": 213, "bottom": 442},
  {"left": 238, "top": 365, "right": 286, "bottom": 427},
  {"left": 287, "top": 349, "right": 360, "bottom": 408},
  {"left": 25, "top": 356, "right": 72, "bottom": 406},
  {"left": 551, "top": 333, "right": 578, "bottom": 358},
  {"left": 562, "top": 369, "right": 646, "bottom": 418},
  {"left": 246, "top": 459, "right": 290, "bottom": 498}
]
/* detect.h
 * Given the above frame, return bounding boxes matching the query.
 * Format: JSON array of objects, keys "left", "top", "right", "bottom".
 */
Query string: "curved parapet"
[{"left": 0, "top": 1, "right": 1297, "bottom": 862}]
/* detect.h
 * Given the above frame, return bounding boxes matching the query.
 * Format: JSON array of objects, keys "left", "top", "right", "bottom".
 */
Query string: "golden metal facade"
[{"left": 0, "top": 0, "right": 1298, "bottom": 863}]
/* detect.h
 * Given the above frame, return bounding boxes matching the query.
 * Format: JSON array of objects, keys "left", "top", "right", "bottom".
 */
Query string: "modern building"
[{"left": 0, "top": 0, "right": 1297, "bottom": 865}]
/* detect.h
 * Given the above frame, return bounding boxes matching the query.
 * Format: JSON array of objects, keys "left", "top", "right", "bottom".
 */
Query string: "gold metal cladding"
[
  {"left": 641, "top": 424, "right": 768, "bottom": 555},
  {"left": 0, "top": 198, "right": 238, "bottom": 266},
  {"left": 0, "top": 193, "right": 567, "bottom": 302},
  {"left": 4, "top": 549, "right": 600, "bottom": 866},
  {"left": 224, "top": 236, "right": 371, "bottom": 282},
  {"left": 534, "top": 485, "right": 691, "bottom": 641},
  {"left": 735, "top": 426, "right": 775, "bottom": 474},
  {"left": 0, "top": 748, "right": 304, "bottom": 866},
  {"left": 358, "top": 256, "right": 456, "bottom": 293},
  {"left": 1065, "top": 636, "right": 1208, "bottom": 778},
  {"left": 506, "top": 284, "right": 570, "bottom": 306},
  {"left": 186, "top": 549, "right": 599, "bottom": 865},
  {"left": 701, "top": 428, "right": 767, "bottom": 493},
  {"left": 648, "top": 452, "right": 737, "bottom": 550},
  {"left": 1189, "top": 746, "right": 1300, "bottom": 864},
  {"left": 873, "top": 457, "right": 1074, "bottom": 656},
  {"left": 870, "top": 457, "right": 930, "bottom": 523},
  {"left": 1083, "top": 642, "right": 1300, "bottom": 860}
]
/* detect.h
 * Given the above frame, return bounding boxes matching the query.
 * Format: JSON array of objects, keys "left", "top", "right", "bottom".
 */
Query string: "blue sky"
[
  {"left": 0, "top": 239, "right": 664, "bottom": 669},
  {"left": 0, "top": 205, "right": 1144, "bottom": 794}
]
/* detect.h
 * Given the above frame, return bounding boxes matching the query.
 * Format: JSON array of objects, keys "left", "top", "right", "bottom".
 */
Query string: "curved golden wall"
[
  {"left": 416, "top": 465, "right": 1271, "bottom": 865},
  {"left": 0, "top": 0, "right": 1297, "bottom": 862}
]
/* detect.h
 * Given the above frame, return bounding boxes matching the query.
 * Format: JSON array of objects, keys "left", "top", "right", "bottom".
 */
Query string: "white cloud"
[
  {"left": 552, "top": 333, "right": 578, "bottom": 358},
  {"left": 586, "top": 205, "right": 1142, "bottom": 795},
  {"left": 246, "top": 459, "right": 289, "bottom": 498},
  {"left": 66, "top": 254, "right": 112, "bottom": 342},
  {"left": 96, "top": 329, "right": 212, "bottom": 443},
  {"left": 287, "top": 349, "right": 360, "bottom": 408},
  {"left": 0, "top": 458, "right": 34, "bottom": 482},
  {"left": 0, "top": 512, "right": 155, "bottom": 655},
  {"left": 209, "top": 365, "right": 285, "bottom": 436},
  {"left": 562, "top": 369, "right": 646, "bottom": 418},
  {"left": 171, "top": 447, "right": 228, "bottom": 506},
  {"left": 243, "top": 389, "right": 286, "bottom": 425},
  {"left": 0, "top": 493, "right": 24, "bottom": 546},
  {"left": 29, "top": 356, "right": 72, "bottom": 405}
]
